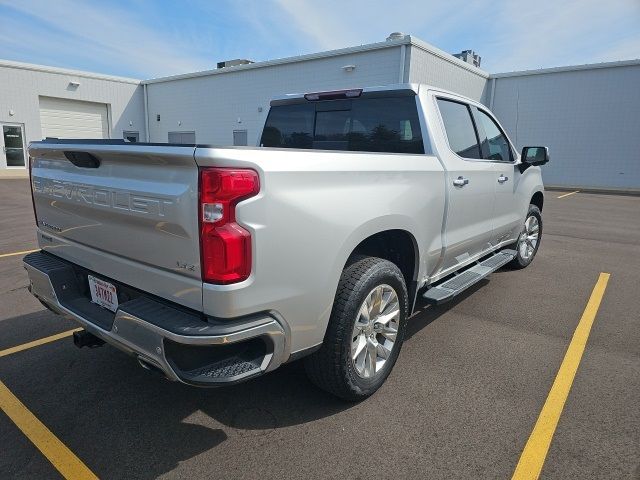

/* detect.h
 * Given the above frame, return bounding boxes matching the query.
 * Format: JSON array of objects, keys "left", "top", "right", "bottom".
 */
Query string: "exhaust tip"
[
  {"left": 137, "top": 357, "right": 169, "bottom": 379},
  {"left": 73, "top": 330, "right": 105, "bottom": 349}
]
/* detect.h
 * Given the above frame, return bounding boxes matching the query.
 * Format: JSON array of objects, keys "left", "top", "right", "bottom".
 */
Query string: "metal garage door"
[{"left": 39, "top": 97, "right": 109, "bottom": 139}]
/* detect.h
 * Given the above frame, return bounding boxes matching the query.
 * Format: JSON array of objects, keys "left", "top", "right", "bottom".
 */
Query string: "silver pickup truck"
[{"left": 24, "top": 84, "right": 548, "bottom": 400}]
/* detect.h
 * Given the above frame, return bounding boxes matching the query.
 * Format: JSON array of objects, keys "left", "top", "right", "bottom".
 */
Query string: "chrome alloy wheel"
[
  {"left": 350, "top": 284, "right": 400, "bottom": 379},
  {"left": 518, "top": 215, "right": 540, "bottom": 260}
]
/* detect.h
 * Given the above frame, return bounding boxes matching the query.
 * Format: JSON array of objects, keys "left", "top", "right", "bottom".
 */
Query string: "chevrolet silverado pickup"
[{"left": 24, "top": 84, "right": 548, "bottom": 400}]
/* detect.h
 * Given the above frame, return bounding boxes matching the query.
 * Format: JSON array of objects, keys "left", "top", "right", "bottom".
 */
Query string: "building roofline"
[
  {"left": 142, "top": 37, "right": 412, "bottom": 84},
  {"left": 408, "top": 37, "right": 489, "bottom": 79},
  {"left": 7, "top": 39, "right": 634, "bottom": 87},
  {"left": 0, "top": 59, "right": 141, "bottom": 84},
  {"left": 143, "top": 34, "right": 489, "bottom": 85},
  {"left": 490, "top": 58, "right": 640, "bottom": 78}
]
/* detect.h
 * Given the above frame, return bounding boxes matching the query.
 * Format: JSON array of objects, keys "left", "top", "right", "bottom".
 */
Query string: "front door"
[
  {"left": 470, "top": 107, "right": 522, "bottom": 245},
  {"left": 1, "top": 124, "right": 27, "bottom": 169}
]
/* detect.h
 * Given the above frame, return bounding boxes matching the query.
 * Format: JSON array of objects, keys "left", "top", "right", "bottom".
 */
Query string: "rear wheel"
[
  {"left": 507, "top": 204, "right": 542, "bottom": 269},
  {"left": 304, "top": 256, "right": 408, "bottom": 401}
]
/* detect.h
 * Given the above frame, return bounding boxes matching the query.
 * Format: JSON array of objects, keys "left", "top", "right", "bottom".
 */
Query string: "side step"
[{"left": 422, "top": 249, "right": 516, "bottom": 305}]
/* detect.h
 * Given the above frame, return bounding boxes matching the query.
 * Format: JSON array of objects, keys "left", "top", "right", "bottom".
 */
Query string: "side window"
[
  {"left": 473, "top": 109, "right": 513, "bottom": 162},
  {"left": 436, "top": 99, "right": 481, "bottom": 159}
]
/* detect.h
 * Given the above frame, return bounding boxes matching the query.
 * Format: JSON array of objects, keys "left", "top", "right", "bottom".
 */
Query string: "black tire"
[
  {"left": 304, "top": 256, "right": 408, "bottom": 401},
  {"left": 507, "top": 204, "right": 542, "bottom": 269}
]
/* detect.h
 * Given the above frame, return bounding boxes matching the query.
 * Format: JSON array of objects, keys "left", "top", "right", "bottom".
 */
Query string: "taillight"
[{"left": 199, "top": 167, "right": 260, "bottom": 284}]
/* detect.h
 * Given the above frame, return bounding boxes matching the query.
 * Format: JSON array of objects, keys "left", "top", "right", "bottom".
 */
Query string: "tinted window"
[
  {"left": 314, "top": 109, "right": 350, "bottom": 150},
  {"left": 260, "top": 103, "right": 314, "bottom": 149},
  {"left": 474, "top": 109, "right": 512, "bottom": 161},
  {"left": 260, "top": 97, "right": 424, "bottom": 154},
  {"left": 436, "top": 99, "right": 481, "bottom": 159}
]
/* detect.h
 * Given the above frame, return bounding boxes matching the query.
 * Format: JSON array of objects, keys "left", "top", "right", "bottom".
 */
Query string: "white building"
[
  {"left": 1, "top": 34, "right": 638, "bottom": 191},
  {"left": 144, "top": 35, "right": 488, "bottom": 146},
  {"left": 0, "top": 60, "right": 145, "bottom": 170}
]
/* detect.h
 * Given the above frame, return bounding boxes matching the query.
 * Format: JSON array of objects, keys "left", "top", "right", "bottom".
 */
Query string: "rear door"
[{"left": 434, "top": 97, "right": 497, "bottom": 272}]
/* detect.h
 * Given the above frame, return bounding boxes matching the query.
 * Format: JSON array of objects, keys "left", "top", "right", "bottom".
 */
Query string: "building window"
[
  {"left": 233, "top": 129, "right": 248, "bottom": 146},
  {"left": 168, "top": 131, "right": 196, "bottom": 144},
  {"left": 123, "top": 131, "right": 139, "bottom": 142}
]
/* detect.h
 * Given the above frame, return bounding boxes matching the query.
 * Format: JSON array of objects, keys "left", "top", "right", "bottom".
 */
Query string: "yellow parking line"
[
  {"left": 0, "top": 380, "right": 98, "bottom": 479},
  {"left": 0, "top": 329, "right": 82, "bottom": 358},
  {"left": 0, "top": 248, "right": 39, "bottom": 259},
  {"left": 512, "top": 272, "right": 610, "bottom": 480},
  {"left": 557, "top": 190, "right": 580, "bottom": 199}
]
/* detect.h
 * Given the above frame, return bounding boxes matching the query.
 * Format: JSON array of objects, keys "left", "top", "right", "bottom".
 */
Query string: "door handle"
[
  {"left": 498, "top": 175, "right": 509, "bottom": 183},
  {"left": 453, "top": 176, "right": 469, "bottom": 187}
]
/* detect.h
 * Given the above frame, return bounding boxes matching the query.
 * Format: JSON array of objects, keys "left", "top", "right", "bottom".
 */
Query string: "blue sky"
[{"left": 1, "top": 0, "right": 638, "bottom": 79}]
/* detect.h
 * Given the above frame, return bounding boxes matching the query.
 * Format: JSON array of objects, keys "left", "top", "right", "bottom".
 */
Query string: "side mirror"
[{"left": 521, "top": 146, "right": 549, "bottom": 166}]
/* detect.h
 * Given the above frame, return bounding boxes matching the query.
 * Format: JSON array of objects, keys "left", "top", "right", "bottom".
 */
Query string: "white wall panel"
[
  {"left": 491, "top": 64, "right": 640, "bottom": 189},
  {"left": 146, "top": 48, "right": 403, "bottom": 145},
  {"left": 407, "top": 45, "right": 489, "bottom": 102}
]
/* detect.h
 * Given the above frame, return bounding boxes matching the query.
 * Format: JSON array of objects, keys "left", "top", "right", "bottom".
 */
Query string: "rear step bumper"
[{"left": 23, "top": 251, "right": 287, "bottom": 386}]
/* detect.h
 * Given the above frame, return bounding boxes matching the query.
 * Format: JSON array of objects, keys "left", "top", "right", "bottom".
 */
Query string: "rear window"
[{"left": 260, "top": 97, "right": 424, "bottom": 154}]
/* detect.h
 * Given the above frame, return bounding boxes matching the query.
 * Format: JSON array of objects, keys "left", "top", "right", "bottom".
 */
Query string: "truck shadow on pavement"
[
  {"left": 0, "top": 312, "right": 348, "bottom": 479},
  {"left": 406, "top": 278, "right": 489, "bottom": 340},
  {"left": 0, "top": 279, "right": 489, "bottom": 479}
]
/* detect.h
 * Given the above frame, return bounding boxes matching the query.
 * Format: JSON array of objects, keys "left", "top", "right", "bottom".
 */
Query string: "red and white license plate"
[{"left": 88, "top": 275, "right": 119, "bottom": 312}]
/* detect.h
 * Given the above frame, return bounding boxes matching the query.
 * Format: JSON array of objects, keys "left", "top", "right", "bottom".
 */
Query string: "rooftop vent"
[
  {"left": 386, "top": 32, "right": 406, "bottom": 41},
  {"left": 453, "top": 50, "right": 481, "bottom": 68},
  {"left": 216, "top": 59, "right": 254, "bottom": 69}
]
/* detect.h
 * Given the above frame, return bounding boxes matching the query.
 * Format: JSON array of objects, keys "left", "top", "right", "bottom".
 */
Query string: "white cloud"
[
  {"left": 266, "top": 0, "right": 640, "bottom": 72},
  {"left": 1, "top": 0, "right": 638, "bottom": 77},
  {"left": 480, "top": 0, "right": 640, "bottom": 72},
  {"left": 0, "top": 0, "right": 212, "bottom": 77},
  {"left": 593, "top": 36, "right": 640, "bottom": 64},
  {"left": 273, "top": 0, "right": 359, "bottom": 49}
]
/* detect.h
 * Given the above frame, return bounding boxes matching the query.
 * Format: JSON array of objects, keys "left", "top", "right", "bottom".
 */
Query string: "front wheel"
[
  {"left": 304, "top": 256, "right": 408, "bottom": 401},
  {"left": 507, "top": 204, "right": 542, "bottom": 269}
]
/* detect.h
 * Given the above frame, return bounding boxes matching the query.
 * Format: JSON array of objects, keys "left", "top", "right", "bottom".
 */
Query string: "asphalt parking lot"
[{"left": 0, "top": 179, "right": 638, "bottom": 479}]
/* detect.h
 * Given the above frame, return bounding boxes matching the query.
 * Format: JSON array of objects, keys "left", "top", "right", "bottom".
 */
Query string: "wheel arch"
[
  {"left": 531, "top": 190, "right": 544, "bottom": 211},
  {"left": 339, "top": 224, "right": 421, "bottom": 314}
]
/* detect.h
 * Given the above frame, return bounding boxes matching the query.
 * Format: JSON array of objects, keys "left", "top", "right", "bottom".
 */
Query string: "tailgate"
[{"left": 28, "top": 141, "right": 202, "bottom": 310}]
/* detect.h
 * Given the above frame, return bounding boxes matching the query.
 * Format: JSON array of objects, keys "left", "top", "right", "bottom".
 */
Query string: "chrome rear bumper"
[{"left": 23, "top": 251, "right": 288, "bottom": 386}]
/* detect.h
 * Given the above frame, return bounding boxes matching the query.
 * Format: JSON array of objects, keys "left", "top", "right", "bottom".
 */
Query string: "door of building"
[{"left": 1, "top": 124, "right": 27, "bottom": 169}]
